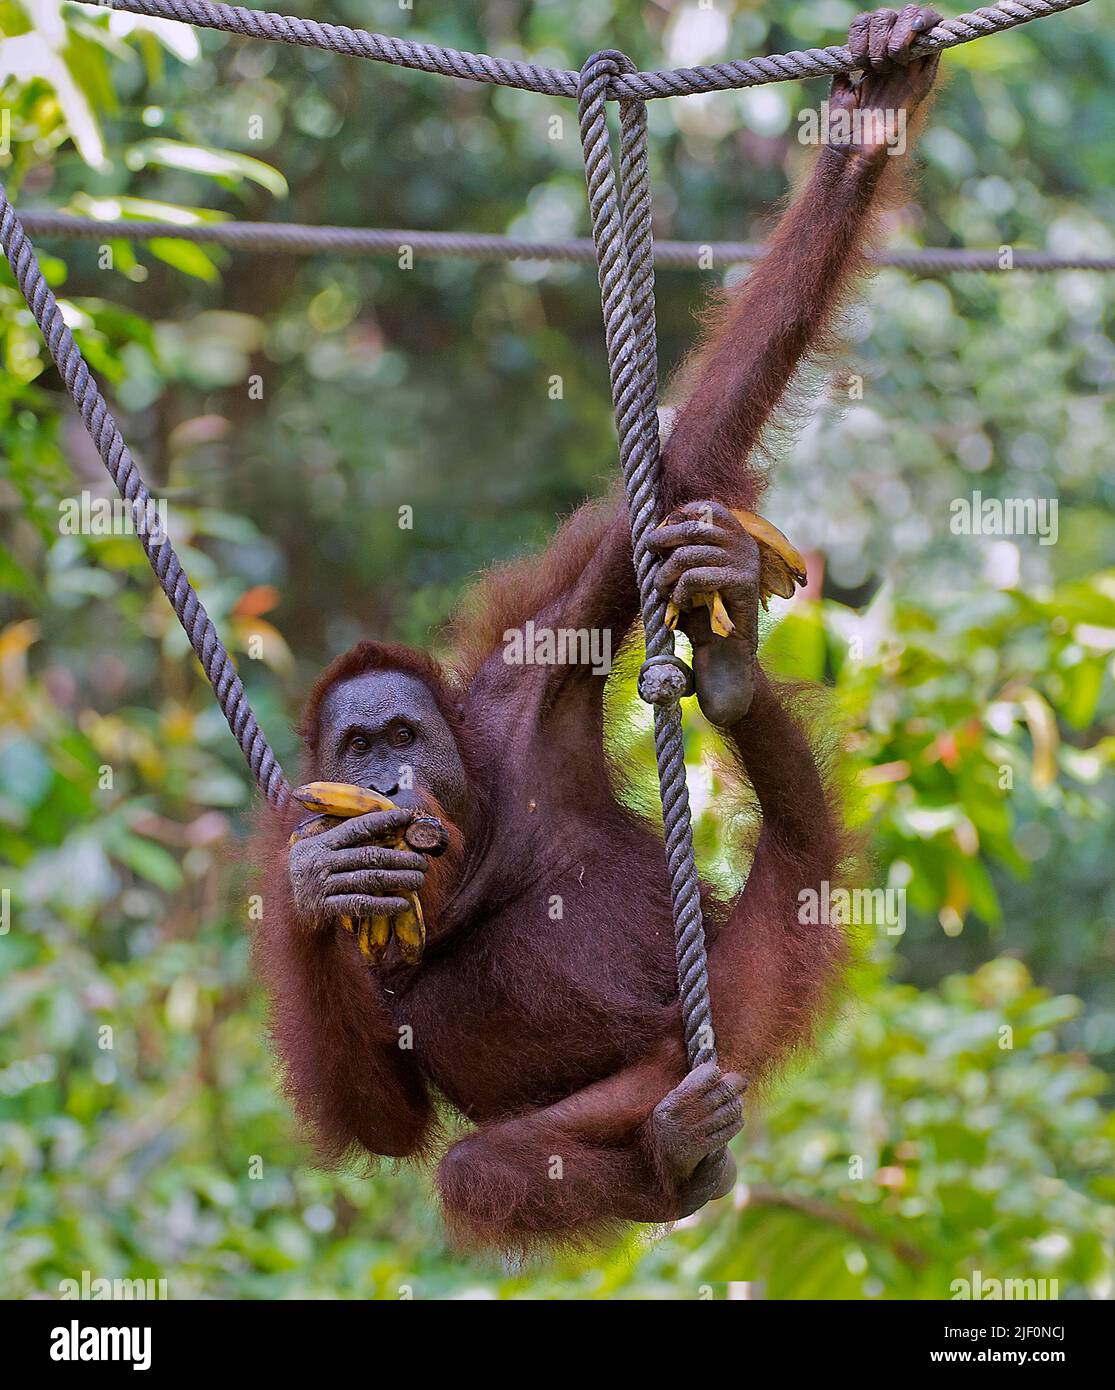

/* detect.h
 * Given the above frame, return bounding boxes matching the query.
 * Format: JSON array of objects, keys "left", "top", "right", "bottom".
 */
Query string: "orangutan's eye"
[
  {"left": 350, "top": 735, "right": 370, "bottom": 754},
  {"left": 391, "top": 724, "right": 415, "bottom": 748}
]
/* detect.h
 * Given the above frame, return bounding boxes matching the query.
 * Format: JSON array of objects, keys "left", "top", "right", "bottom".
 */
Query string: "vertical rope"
[
  {"left": 0, "top": 186, "right": 291, "bottom": 810},
  {"left": 577, "top": 54, "right": 719, "bottom": 1076}
]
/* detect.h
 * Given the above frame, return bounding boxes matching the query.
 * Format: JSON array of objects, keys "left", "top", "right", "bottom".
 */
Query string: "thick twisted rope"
[
  {"left": 0, "top": 186, "right": 291, "bottom": 810},
  {"left": 18, "top": 213, "right": 1115, "bottom": 273},
  {"left": 578, "top": 53, "right": 716, "bottom": 1075},
  {"left": 81, "top": 0, "right": 1089, "bottom": 100}
]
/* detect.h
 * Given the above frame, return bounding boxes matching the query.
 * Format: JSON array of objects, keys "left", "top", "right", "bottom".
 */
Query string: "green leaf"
[
  {"left": 148, "top": 238, "right": 220, "bottom": 282},
  {"left": 1060, "top": 658, "right": 1104, "bottom": 730},
  {"left": 0, "top": 32, "right": 106, "bottom": 167},
  {"left": 124, "top": 139, "right": 289, "bottom": 198}
]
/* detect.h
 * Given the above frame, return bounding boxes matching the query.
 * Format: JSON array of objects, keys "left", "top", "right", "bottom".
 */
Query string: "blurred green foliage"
[{"left": 1, "top": 0, "right": 1113, "bottom": 1299}]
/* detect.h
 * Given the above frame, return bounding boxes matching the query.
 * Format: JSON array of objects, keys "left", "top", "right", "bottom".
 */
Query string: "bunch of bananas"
[
  {"left": 664, "top": 508, "right": 808, "bottom": 638},
  {"left": 290, "top": 782, "right": 448, "bottom": 966}
]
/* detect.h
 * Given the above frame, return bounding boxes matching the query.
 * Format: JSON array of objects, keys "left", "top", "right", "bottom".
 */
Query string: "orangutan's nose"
[{"left": 369, "top": 777, "right": 399, "bottom": 798}]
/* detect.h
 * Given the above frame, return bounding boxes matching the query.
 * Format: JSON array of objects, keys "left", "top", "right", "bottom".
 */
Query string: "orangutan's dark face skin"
[{"left": 316, "top": 671, "right": 468, "bottom": 821}]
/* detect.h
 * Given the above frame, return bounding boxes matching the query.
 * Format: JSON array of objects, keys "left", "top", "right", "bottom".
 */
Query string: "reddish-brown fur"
[{"left": 251, "top": 69, "right": 929, "bottom": 1254}]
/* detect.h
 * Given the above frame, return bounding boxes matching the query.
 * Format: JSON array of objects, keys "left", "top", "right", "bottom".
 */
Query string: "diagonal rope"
[
  {"left": 79, "top": 0, "right": 1091, "bottom": 101},
  {"left": 577, "top": 52, "right": 717, "bottom": 1077},
  {"left": 17, "top": 213, "right": 1115, "bottom": 273},
  {"left": 0, "top": 185, "right": 291, "bottom": 810}
]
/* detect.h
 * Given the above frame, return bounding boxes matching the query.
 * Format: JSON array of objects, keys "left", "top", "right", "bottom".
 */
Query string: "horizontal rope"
[
  {"left": 80, "top": 0, "right": 1090, "bottom": 100},
  {"left": 17, "top": 214, "right": 1113, "bottom": 273}
]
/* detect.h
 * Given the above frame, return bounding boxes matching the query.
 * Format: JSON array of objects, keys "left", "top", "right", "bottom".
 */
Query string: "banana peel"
[
  {"left": 290, "top": 781, "right": 433, "bottom": 967},
  {"left": 664, "top": 508, "right": 808, "bottom": 638}
]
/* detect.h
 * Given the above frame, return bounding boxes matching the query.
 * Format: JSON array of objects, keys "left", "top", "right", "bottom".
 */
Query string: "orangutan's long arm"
[
  {"left": 658, "top": 144, "right": 891, "bottom": 518},
  {"left": 660, "top": 5, "right": 941, "bottom": 515}
]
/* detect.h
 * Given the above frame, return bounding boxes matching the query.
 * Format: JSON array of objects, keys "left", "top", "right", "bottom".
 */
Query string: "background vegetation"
[{"left": 1, "top": 0, "right": 1113, "bottom": 1299}]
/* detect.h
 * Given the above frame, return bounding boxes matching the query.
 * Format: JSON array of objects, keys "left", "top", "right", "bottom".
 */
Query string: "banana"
[
  {"left": 393, "top": 902, "right": 426, "bottom": 967},
  {"left": 292, "top": 782, "right": 397, "bottom": 817},
  {"left": 355, "top": 915, "right": 392, "bottom": 963},
  {"left": 290, "top": 781, "right": 436, "bottom": 967},
  {"left": 738, "top": 509, "right": 808, "bottom": 605},
  {"left": 664, "top": 508, "right": 808, "bottom": 638},
  {"left": 667, "top": 590, "right": 735, "bottom": 638}
]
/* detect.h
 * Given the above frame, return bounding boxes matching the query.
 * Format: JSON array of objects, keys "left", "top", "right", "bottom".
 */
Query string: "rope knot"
[
  {"left": 638, "top": 653, "right": 693, "bottom": 706},
  {"left": 577, "top": 47, "right": 636, "bottom": 101}
]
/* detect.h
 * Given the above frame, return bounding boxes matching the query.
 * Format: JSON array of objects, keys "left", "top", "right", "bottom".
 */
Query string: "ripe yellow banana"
[
  {"left": 352, "top": 914, "right": 391, "bottom": 963},
  {"left": 293, "top": 782, "right": 397, "bottom": 817},
  {"left": 664, "top": 508, "right": 808, "bottom": 638},
  {"left": 290, "top": 781, "right": 428, "bottom": 967}
]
